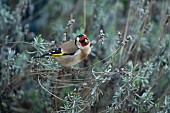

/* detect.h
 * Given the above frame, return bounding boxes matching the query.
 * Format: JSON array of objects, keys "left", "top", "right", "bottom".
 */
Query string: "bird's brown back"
[{"left": 59, "top": 40, "right": 78, "bottom": 54}]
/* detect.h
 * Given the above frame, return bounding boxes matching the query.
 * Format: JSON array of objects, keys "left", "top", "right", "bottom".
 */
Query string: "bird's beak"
[{"left": 85, "top": 39, "right": 88, "bottom": 43}]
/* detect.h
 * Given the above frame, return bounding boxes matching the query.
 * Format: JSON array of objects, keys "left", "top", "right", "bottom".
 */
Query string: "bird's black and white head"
[{"left": 75, "top": 34, "right": 90, "bottom": 49}]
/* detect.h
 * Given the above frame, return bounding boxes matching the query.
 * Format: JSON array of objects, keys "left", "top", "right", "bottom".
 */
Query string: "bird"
[{"left": 34, "top": 34, "right": 91, "bottom": 67}]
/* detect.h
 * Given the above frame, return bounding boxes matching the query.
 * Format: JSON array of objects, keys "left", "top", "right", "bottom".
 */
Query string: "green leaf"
[{"left": 37, "top": 34, "right": 42, "bottom": 44}]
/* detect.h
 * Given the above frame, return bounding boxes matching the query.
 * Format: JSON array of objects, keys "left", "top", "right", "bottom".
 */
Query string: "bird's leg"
[
  {"left": 59, "top": 67, "right": 74, "bottom": 75},
  {"left": 69, "top": 67, "right": 83, "bottom": 75},
  {"left": 58, "top": 67, "right": 68, "bottom": 75},
  {"left": 58, "top": 67, "right": 82, "bottom": 75}
]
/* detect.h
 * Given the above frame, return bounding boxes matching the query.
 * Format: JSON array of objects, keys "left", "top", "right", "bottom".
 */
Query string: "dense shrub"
[{"left": 0, "top": 0, "right": 170, "bottom": 113}]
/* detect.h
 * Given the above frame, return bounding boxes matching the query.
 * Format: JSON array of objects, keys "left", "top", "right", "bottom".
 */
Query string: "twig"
[
  {"left": 37, "top": 75, "right": 70, "bottom": 103},
  {"left": 119, "top": 2, "right": 131, "bottom": 64},
  {"left": 84, "top": 0, "right": 86, "bottom": 33},
  {"left": 80, "top": 46, "right": 122, "bottom": 70},
  {"left": 2, "top": 41, "right": 32, "bottom": 45}
]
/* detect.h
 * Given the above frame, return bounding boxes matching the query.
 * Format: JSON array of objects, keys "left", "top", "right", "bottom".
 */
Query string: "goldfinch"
[{"left": 35, "top": 34, "right": 91, "bottom": 67}]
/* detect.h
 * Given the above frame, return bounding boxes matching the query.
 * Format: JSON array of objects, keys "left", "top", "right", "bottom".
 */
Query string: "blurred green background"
[{"left": 0, "top": 0, "right": 170, "bottom": 113}]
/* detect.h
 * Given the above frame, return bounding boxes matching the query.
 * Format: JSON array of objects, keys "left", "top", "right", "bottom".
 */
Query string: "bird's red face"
[{"left": 78, "top": 34, "right": 89, "bottom": 46}]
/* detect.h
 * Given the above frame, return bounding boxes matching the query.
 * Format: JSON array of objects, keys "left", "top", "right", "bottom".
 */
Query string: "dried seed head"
[
  {"left": 121, "top": 67, "right": 124, "bottom": 71},
  {"left": 71, "top": 19, "right": 75, "bottom": 23},
  {"left": 67, "top": 19, "right": 75, "bottom": 27},
  {"left": 50, "top": 41, "right": 55, "bottom": 46},
  {"left": 100, "top": 29, "right": 105, "bottom": 36},
  {"left": 118, "top": 31, "right": 122, "bottom": 38},
  {"left": 144, "top": 23, "right": 152, "bottom": 34},
  {"left": 126, "top": 35, "right": 133, "bottom": 40},
  {"left": 63, "top": 33, "right": 67, "bottom": 42},
  {"left": 121, "top": 41, "right": 126, "bottom": 46},
  {"left": 98, "top": 29, "right": 106, "bottom": 44},
  {"left": 117, "top": 40, "right": 120, "bottom": 44},
  {"left": 24, "top": 24, "right": 29, "bottom": 34},
  {"left": 114, "top": 68, "right": 119, "bottom": 73}
]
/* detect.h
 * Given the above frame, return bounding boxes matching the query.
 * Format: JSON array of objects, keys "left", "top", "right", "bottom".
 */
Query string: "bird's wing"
[
  {"left": 34, "top": 40, "right": 78, "bottom": 58},
  {"left": 59, "top": 40, "right": 79, "bottom": 54},
  {"left": 34, "top": 48, "right": 64, "bottom": 58},
  {"left": 51, "top": 40, "right": 78, "bottom": 57}
]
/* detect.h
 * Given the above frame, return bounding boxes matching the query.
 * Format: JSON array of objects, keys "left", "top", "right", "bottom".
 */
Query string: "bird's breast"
[
  {"left": 79, "top": 46, "right": 91, "bottom": 61},
  {"left": 55, "top": 45, "right": 91, "bottom": 67},
  {"left": 55, "top": 54, "right": 81, "bottom": 67}
]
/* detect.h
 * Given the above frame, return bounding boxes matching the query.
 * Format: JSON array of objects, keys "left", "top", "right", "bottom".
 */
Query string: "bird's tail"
[
  {"left": 33, "top": 48, "right": 63, "bottom": 58},
  {"left": 34, "top": 53, "right": 50, "bottom": 58}
]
